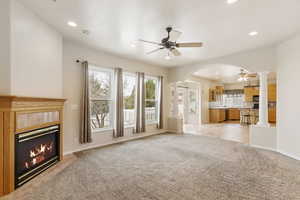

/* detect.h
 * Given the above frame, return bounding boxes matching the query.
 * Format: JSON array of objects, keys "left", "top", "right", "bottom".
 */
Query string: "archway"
[{"left": 169, "top": 63, "right": 262, "bottom": 144}]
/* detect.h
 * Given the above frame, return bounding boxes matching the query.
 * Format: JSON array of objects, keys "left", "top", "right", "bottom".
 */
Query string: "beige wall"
[
  {"left": 277, "top": 34, "right": 300, "bottom": 160},
  {"left": 0, "top": 0, "right": 11, "bottom": 94},
  {"left": 10, "top": 0, "right": 63, "bottom": 98},
  {"left": 63, "top": 40, "right": 169, "bottom": 154}
]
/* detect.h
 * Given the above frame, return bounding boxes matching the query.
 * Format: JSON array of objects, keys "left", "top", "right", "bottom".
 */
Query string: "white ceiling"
[
  {"left": 193, "top": 64, "right": 246, "bottom": 83},
  {"left": 193, "top": 64, "right": 277, "bottom": 83},
  {"left": 19, "top": 0, "right": 300, "bottom": 67}
]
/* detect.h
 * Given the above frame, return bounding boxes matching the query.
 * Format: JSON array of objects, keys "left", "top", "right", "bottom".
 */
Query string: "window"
[
  {"left": 89, "top": 66, "right": 114, "bottom": 131},
  {"left": 123, "top": 73, "right": 136, "bottom": 126},
  {"left": 145, "top": 76, "right": 159, "bottom": 124},
  {"left": 223, "top": 93, "right": 244, "bottom": 107}
]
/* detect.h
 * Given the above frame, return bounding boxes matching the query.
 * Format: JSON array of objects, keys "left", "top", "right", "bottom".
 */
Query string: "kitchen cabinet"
[
  {"left": 268, "top": 84, "right": 277, "bottom": 102},
  {"left": 209, "top": 89, "right": 216, "bottom": 102},
  {"left": 244, "top": 87, "right": 259, "bottom": 102},
  {"left": 245, "top": 84, "right": 277, "bottom": 102},
  {"left": 209, "top": 86, "right": 224, "bottom": 102},
  {"left": 215, "top": 86, "right": 224, "bottom": 95},
  {"left": 268, "top": 107, "right": 276, "bottom": 123},
  {"left": 209, "top": 109, "right": 226, "bottom": 123},
  {"left": 227, "top": 109, "right": 240, "bottom": 120}
]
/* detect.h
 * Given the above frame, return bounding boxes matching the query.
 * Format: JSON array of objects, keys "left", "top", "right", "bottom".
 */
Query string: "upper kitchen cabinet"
[
  {"left": 215, "top": 86, "right": 224, "bottom": 95},
  {"left": 268, "top": 84, "right": 277, "bottom": 102},
  {"left": 244, "top": 87, "right": 259, "bottom": 102},
  {"left": 209, "top": 86, "right": 224, "bottom": 102},
  {"left": 209, "top": 88, "right": 216, "bottom": 102},
  {"left": 244, "top": 84, "right": 277, "bottom": 102}
]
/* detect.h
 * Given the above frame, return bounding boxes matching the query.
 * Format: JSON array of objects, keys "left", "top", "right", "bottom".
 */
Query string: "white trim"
[
  {"left": 250, "top": 144, "right": 277, "bottom": 152},
  {"left": 64, "top": 130, "right": 300, "bottom": 162},
  {"left": 64, "top": 129, "right": 167, "bottom": 156},
  {"left": 249, "top": 145, "right": 300, "bottom": 161},
  {"left": 278, "top": 150, "right": 300, "bottom": 161},
  {"left": 89, "top": 65, "right": 115, "bottom": 130},
  {"left": 124, "top": 124, "right": 135, "bottom": 129},
  {"left": 123, "top": 71, "right": 136, "bottom": 77},
  {"left": 89, "top": 65, "right": 114, "bottom": 73},
  {"left": 146, "top": 121, "right": 158, "bottom": 125},
  {"left": 92, "top": 127, "right": 114, "bottom": 134}
]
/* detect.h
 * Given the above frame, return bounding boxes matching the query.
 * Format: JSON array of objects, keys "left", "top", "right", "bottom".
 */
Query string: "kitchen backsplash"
[{"left": 210, "top": 94, "right": 253, "bottom": 108}]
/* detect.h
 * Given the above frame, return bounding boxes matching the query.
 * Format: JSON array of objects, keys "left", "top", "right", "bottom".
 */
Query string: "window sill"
[
  {"left": 146, "top": 121, "right": 158, "bottom": 125},
  {"left": 125, "top": 125, "right": 135, "bottom": 129},
  {"left": 92, "top": 128, "right": 113, "bottom": 134},
  {"left": 92, "top": 126, "right": 135, "bottom": 134}
]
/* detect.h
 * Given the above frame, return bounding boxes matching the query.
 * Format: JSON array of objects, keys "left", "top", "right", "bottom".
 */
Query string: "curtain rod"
[{"left": 75, "top": 59, "right": 164, "bottom": 78}]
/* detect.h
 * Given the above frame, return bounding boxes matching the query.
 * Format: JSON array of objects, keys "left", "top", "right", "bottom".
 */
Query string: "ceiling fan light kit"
[
  {"left": 237, "top": 69, "right": 257, "bottom": 82},
  {"left": 139, "top": 27, "right": 203, "bottom": 58}
]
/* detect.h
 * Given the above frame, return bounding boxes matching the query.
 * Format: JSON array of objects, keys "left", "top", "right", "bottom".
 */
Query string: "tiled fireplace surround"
[{"left": 0, "top": 96, "right": 66, "bottom": 197}]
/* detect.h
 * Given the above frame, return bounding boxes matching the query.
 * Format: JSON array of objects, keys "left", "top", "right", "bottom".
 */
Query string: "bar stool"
[
  {"left": 240, "top": 109, "right": 250, "bottom": 125},
  {"left": 250, "top": 110, "right": 259, "bottom": 124}
]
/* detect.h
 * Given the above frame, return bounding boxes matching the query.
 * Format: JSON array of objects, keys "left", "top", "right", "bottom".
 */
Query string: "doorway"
[{"left": 172, "top": 81, "right": 201, "bottom": 128}]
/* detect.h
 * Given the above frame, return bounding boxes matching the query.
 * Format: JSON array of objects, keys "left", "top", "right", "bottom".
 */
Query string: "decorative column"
[{"left": 257, "top": 72, "right": 270, "bottom": 127}]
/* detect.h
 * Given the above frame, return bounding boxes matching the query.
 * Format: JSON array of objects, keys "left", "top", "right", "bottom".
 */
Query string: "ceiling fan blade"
[
  {"left": 169, "top": 30, "right": 182, "bottom": 42},
  {"left": 176, "top": 42, "right": 203, "bottom": 48},
  {"left": 147, "top": 47, "right": 164, "bottom": 55},
  {"left": 139, "top": 39, "right": 162, "bottom": 46},
  {"left": 170, "top": 48, "right": 181, "bottom": 56}
]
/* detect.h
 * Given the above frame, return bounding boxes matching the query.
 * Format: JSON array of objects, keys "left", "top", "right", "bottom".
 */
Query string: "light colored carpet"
[{"left": 4, "top": 134, "right": 300, "bottom": 200}]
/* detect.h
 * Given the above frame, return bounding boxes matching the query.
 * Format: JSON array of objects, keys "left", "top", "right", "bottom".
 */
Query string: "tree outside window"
[
  {"left": 89, "top": 68, "right": 113, "bottom": 130},
  {"left": 145, "top": 77, "right": 158, "bottom": 123},
  {"left": 123, "top": 73, "right": 136, "bottom": 126}
]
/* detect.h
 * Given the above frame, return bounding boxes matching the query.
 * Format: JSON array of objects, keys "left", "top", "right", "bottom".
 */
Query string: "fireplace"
[
  {"left": 0, "top": 96, "right": 66, "bottom": 196},
  {"left": 15, "top": 125, "right": 60, "bottom": 188}
]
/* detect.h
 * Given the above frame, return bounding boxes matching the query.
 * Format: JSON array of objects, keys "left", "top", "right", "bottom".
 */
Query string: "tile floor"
[{"left": 183, "top": 121, "right": 250, "bottom": 144}]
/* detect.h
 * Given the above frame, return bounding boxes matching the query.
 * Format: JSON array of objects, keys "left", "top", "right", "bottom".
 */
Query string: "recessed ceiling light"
[
  {"left": 227, "top": 0, "right": 239, "bottom": 4},
  {"left": 249, "top": 31, "right": 258, "bottom": 36},
  {"left": 68, "top": 21, "right": 77, "bottom": 27}
]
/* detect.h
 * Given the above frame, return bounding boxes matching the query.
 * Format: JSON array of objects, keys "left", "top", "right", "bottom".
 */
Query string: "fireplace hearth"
[{"left": 15, "top": 125, "right": 60, "bottom": 188}]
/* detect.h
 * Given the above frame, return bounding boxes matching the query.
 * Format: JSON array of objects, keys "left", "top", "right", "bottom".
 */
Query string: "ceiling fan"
[
  {"left": 238, "top": 69, "right": 257, "bottom": 81},
  {"left": 139, "top": 27, "right": 203, "bottom": 58}
]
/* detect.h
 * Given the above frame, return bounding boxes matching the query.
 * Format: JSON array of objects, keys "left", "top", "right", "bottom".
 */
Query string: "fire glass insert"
[{"left": 15, "top": 125, "right": 60, "bottom": 188}]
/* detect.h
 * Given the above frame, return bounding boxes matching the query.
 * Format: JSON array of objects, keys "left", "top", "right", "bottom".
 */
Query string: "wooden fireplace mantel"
[{"left": 0, "top": 95, "right": 66, "bottom": 196}]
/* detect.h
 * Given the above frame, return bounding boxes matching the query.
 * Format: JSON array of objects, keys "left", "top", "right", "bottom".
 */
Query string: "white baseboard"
[
  {"left": 250, "top": 144, "right": 277, "bottom": 152},
  {"left": 64, "top": 131, "right": 300, "bottom": 162},
  {"left": 277, "top": 150, "right": 300, "bottom": 161},
  {"left": 250, "top": 145, "right": 300, "bottom": 161},
  {"left": 64, "top": 129, "right": 167, "bottom": 156}
]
